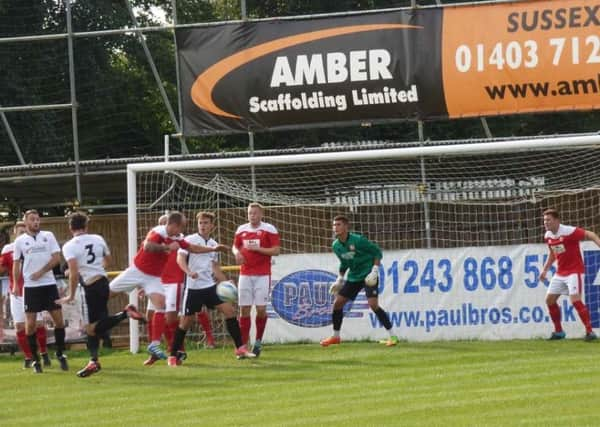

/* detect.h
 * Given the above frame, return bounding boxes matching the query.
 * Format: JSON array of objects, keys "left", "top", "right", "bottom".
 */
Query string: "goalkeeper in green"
[{"left": 320, "top": 215, "right": 399, "bottom": 347}]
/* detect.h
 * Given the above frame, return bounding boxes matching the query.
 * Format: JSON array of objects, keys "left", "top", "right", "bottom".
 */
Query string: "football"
[{"left": 216, "top": 281, "right": 238, "bottom": 303}]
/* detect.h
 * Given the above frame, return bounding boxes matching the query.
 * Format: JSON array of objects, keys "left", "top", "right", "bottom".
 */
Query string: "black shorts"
[
  {"left": 182, "top": 286, "right": 223, "bottom": 316},
  {"left": 339, "top": 280, "right": 379, "bottom": 301},
  {"left": 81, "top": 276, "right": 110, "bottom": 324},
  {"left": 24, "top": 284, "right": 61, "bottom": 313}
]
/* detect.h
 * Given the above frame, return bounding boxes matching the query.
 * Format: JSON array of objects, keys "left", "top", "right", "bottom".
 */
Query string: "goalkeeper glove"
[
  {"left": 329, "top": 275, "right": 344, "bottom": 295},
  {"left": 364, "top": 265, "right": 379, "bottom": 287}
]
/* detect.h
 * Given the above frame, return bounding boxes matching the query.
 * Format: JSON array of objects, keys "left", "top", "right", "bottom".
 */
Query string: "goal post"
[{"left": 126, "top": 133, "right": 600, "bottom": 350}]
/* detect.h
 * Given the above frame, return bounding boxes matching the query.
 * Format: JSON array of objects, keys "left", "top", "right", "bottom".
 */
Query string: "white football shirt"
[
  {"left": 62, "top": 233, "right": 110, "bottom": 283},
  {"left": 178, "top": 234, "right": 218, "bottom": 290},
  {"left": 13, "top": 230, "right": 61, "bottom": 288}
]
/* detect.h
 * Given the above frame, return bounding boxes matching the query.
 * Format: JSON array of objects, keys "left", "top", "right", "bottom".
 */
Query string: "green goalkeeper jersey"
[{"left": 332, "top": 232, "right": 382, "bottom": 282}]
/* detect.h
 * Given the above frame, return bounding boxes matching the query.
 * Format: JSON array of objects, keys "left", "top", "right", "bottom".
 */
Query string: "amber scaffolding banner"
[{"left": 177, "top": 0, "right": 600, "bottom": 135}]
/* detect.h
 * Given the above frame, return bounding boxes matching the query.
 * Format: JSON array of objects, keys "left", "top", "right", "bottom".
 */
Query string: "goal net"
[{"left": 127, "top": 134, "right": 600, "bottom": 348}]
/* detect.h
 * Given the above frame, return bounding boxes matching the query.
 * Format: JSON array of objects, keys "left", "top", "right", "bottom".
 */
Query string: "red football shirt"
[
  {"left": 161, "top": 248, "right": 184, "bottom": 284},
  {"left": 0, "top": 243, "right": 24, "bottom": 295},
  {"left": 544, "top": 224, "right": 585, "bottom": 275},
  {"left": 134, "top": 226, "right": 189, "bottom": 277},
  {"left": 233, "top": 222, "right": 280, "bottom": 276}
]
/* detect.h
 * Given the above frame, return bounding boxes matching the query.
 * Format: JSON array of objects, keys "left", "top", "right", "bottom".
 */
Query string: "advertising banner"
[
  {"left": 177, "top": 0, "right": 600, "bottom": 135},
  {"left": 264, "top": 242, "right": 600, "bottom": 343}
]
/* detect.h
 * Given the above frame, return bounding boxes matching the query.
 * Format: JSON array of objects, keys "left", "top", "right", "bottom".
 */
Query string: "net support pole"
[
  {"left": 171, "top": 0, "right": 189, "bottom": 154},
  {"left": 66, "top": 0, "right": 82, "bottom": 203},
  {"left": 418, "top": 121, "right": 432, "bottom": 249},
  {"left": 0, "top": 108, "right": 25, "bottom": 165},
  {"left": 127, "top": 168, "right": 139, "bottom": 353}
]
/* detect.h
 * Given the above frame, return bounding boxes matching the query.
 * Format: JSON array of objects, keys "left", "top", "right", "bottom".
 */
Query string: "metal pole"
[
  {"left": 240, "top": 0, "right": 257, "bottom": 200},
  {"left": 0, "top": 109, "right": 25, "bottom": 165},
  {"left": 126, "top": 168, "right": 139, "bottom": 353},
  {"left": 124, "top": 0, "right": 184, "bottom": 141},
  {"left": 480, "top": 117, "right": 493, "bottom": 138},
  {"left": 66, "top": 0, "right": 82, "bottom": 203},
  {"left": 171, "top": 0, "right": 189, "bottom": 154},
  {"left": 0, "top": 103, "right": 72, "bottom": 113},
  {"left": 418, "top": 121, "right": 432, "bottom": 249}
]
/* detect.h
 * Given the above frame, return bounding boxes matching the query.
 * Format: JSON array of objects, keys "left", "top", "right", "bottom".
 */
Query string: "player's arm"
[
  {"left": 212, "top": 261, "right": 228, "bottom": 283},
  {"left": 57, "top": 257, "right": 79, "bottom": 304},
  {"left": 187, "top": 242, "right": 229, "bottom": 254},
  {"left": 540, "top": 247, "right": 556, "bottom": 282},
  {"left": 12, "top": 259, "right": 21, "bottom": 293},
  {"left": 143, "top": 239, "right": 170, "bottom": 253},
  {"left": 250, "top": 245, "right": 280, "bottom": 256},
  {"left": 584, "top": 230, "right": 600, "bottom": 247},
  {"left": 232, "top": 235, "right": 245, "bottom": 265},
  {"left": 31, "top": 251, "right": 60, "bottom": 281},
  {"left": 176, "top": 250, "right": 198, "bottom": 279}
]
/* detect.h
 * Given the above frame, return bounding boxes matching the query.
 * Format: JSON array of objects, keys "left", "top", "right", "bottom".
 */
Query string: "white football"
[{"left": 216, "top": 281, "right": 238, "bottom": 303}]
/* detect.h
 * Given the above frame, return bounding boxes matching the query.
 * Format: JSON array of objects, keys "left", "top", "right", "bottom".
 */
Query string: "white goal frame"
[{"left": 125, "top": 133, "right": 600, "bottom": 352}]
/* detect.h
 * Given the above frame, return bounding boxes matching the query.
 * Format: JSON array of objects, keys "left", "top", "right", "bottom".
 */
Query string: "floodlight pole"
[
  {"left": 66, "top": 0, "right": 82, "bottom": 203},
  {"left": 241, "top": 0, "right": 257, "bottom": 201}
]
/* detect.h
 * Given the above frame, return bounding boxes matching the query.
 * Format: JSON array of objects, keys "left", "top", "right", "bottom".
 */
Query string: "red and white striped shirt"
[{"left": 545, "top": 224, "right": 585, "bottom": 275}]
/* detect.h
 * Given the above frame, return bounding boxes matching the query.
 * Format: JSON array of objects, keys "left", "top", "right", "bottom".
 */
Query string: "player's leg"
[
  {"left": 163, "top": 283, "right": 179, "bottom": 353},
  {"left": 214, "top": 291, "right": 254, "bottom": 359},
  {"left": 24, "top": 287, "right": 43, "bottom": 372},
  {"left": 252, "top": 275, "right": 270, "bottom": 357},
  {"left": 36, "top": 317, "right": 51, "bottom": 367},
  {"left": 197, "top": 309, "right": 215, "bottom": 348},
  {"left": 237, "top": 275, "right": 253, "bottom": 345},
  {"left": 567, "top": 274, "right": 595, "bottom": 340},
  {"left": 11, "top": 294, "right": 33, "bottom": 368},
  {"left": 320, "top": 281, "right": 356, "bottom": 346},
  {"left": 366, "top": 288, "right": 399, "bottom": 346},
  {"left": 168, "top": 287, "right": 196, "bottom": 366},
  {"left": 546, "top": 276, "right": 567, "bottom": 339},
  {"left": 44, "top": 283, "right": 68, "bottom": 370}
]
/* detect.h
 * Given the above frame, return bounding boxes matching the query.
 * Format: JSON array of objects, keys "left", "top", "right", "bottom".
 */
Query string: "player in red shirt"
[
  {"left": 0, "top": 221, "right": 50, "bottom": 369},
  {"left": 540, "top": 208, "right": 600, "bottom": 341},
  {"left": 110, "top": 211, "right": 228, "bottom": 360},
  {"left": 232, "top": 203, "right": 280, "bottom": 357}
]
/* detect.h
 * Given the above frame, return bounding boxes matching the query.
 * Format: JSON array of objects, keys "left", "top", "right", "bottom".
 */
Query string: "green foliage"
[{"left": 1, "top": 340, "right": 600, "bottom": 426}]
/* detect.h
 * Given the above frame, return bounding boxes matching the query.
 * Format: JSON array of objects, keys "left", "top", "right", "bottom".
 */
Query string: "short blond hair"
[
  {"left": 248, "top": 202, "right": 264, "bottom": 211},
  {"left": 196, "top": 211, "right": 215, "bottom": 223}
]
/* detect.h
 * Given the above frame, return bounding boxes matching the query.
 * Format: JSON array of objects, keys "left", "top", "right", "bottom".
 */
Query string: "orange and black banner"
[{"left": 177, "top": 0, "right": 600, "bottom": 135}]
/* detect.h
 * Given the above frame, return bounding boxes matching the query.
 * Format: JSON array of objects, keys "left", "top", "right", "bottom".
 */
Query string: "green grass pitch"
[{"left": 1, "top": 340, "right": 599, "bottom": 427}]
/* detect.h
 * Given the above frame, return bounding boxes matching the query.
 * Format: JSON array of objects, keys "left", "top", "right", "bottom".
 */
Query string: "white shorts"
[
  {"left": 238, "top": 275, "right": 270, "bottom": 307},
  {"left": 10, "top": 294, "right": 43, "bottom": 324},
  {"left": 1, "top": 277, "right": 8, "bottom": 297},
  {"left": 109, "top": 265, "right": 164, "bottom": 296},
  {"left": 547, "top": 273, "right": 583, "bottom": 296},
  {"left": 163, "top": 283, "right": 183, "bottom": 313}
]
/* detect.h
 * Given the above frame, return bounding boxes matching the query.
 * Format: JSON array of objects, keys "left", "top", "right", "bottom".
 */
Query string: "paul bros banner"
[
  {"left": 264, "top": 243, "right": 600, "bottom": 343},
  {"left": 177, "top": 0, "right": 600, "bottom": 135}
]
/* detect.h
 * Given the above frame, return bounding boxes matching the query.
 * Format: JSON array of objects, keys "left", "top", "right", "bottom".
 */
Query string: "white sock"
[{"left": 333, "top": 330, "right": 340, "bottom": 338}]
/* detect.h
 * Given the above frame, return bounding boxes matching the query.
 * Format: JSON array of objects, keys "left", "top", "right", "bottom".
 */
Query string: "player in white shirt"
[
  {"left": 12, "top": 209, "right": 67, "bottom": 373},
  {"left": 168, "top": 211, "right": 254, "bottom": 366},
  {"left": 59, "top": 212, "right": 144, "bottom": 377}
]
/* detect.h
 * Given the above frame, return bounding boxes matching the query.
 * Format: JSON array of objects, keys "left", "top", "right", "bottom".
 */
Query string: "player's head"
[
  {"left": 166, "top": 211, "right": 186, "bottom": 235},
  {"left": 13, "top": 220, "right": 26, "bottom": 237},
  {"left": 196, "top": 211, "right": 215, "bottom": 235},
  {"left": 158, "top": 214, "right": 169, "bottom": 226},
  {"left": 247, "top": 202, "right": 264, "bottom": 226},
  {"left": 68, "top": 211, "right": 89, "bottom": 233},
  {"left": 332, "top": 214, "right": 350, "bottom": 237},
  {"left": 543, "top": 208, "right": 560, "bottom": 232},
  {"left": 23, "top": 209, "right": 41, "bottom": 233}
]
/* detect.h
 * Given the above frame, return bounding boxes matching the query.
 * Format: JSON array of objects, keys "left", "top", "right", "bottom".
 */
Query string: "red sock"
[
  {"left": 548, "top": 303, "right": 562, "bottom": 332},
  {"left": 197, "top": 311, "right": 214, "bottom": 345},
  {"left": 151, "top": 312, "right": 166, "bottom": 343},
  {"left": 17, "top": 330, "right": 33, "bottom": 359},
  {"left": 146, "top": 313, "right": 154, "bottom": 342},
  {"left": 36, "top": 326, "right": 48, "bottom": 353},
  {"left": 165, "top": 320, "right": 178, "bottom": 352},
  {"left": 239, "top": 316, "right": 251, "bottom": 346},
  {"left": 255, "top": 316, "right": 267, "bottom": 341},
  {"left": 573, "top": 300, "right": 593, "bottom": 333}
]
